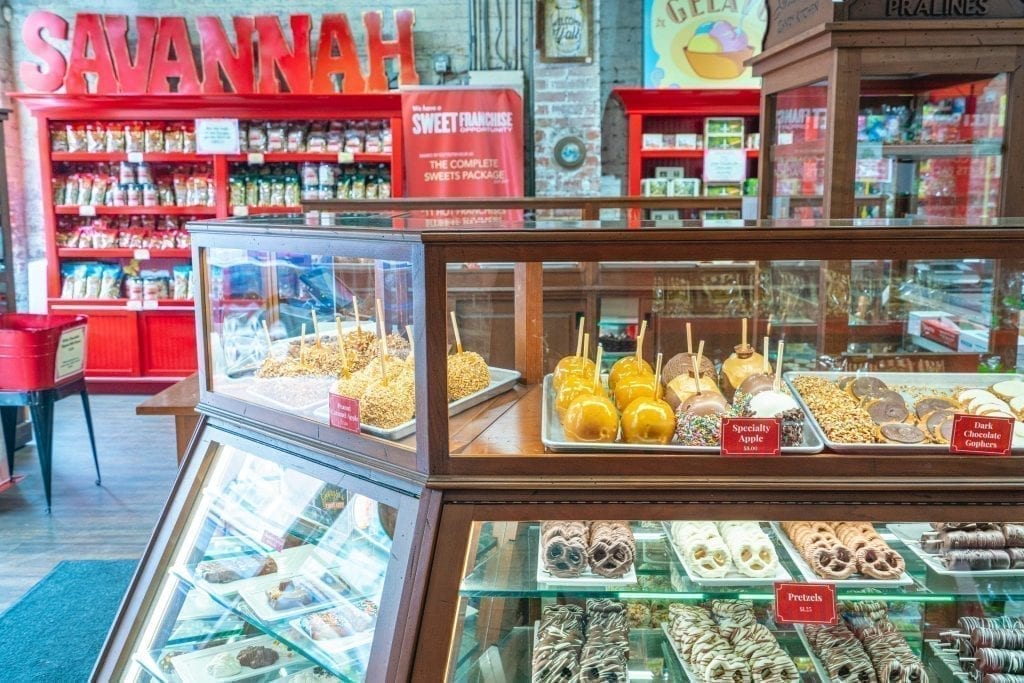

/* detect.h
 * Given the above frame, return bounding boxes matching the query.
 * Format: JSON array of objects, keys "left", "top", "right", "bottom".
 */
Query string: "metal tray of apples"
[{"left": 541, "top": 375, "right": 824, "bottom": 454}]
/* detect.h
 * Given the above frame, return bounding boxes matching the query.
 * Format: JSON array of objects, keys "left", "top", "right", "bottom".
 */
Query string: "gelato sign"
[{"left": 643, "top": 0, "right": 767, "bottom": 89}]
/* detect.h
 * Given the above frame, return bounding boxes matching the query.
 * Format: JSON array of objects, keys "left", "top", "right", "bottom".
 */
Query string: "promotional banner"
[
  {"left": 402, "top": 87, "right": 523, "bottom": 225},
  {"left": 643, "top": 0, "right": 767, "bottom": 89}
]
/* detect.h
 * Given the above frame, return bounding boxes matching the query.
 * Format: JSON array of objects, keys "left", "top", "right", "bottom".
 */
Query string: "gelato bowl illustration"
[{"left": 684, "top": 21, "right": 753, "bottom": 79}]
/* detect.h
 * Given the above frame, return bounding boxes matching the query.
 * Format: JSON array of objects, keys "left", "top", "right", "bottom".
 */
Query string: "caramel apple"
[
  {"left": 556, "top": 374, "right": 599, "bottom": 419},
  {"left": 564, "top": 394, "right": 620, "bottom": 443},
  {"left": 613, "top": 371, "right": 657, "bottom": 411},
  {"left": 621, "top": 353, "right": 675, "bottom": 444},
  {"left": 563, "top": 345, "right": 619, "bottom": 443},
  {"left": 663, "top": 322, "right": 717, "bottom": 384},
  {"left": 681, "top": 390, "right": 730, "bottom": 416},
  {"left": 720, "top": 318, "right": 765, "bottom": 401},
  {"left": 608, "top": 320, "right": 652, "bottom": 391},
  {"left": 553, "top": 324, "right": 596, "bottom": 392},
  {"left": 664, "top": 373, "right": 722, "bottom": 410},
  {"left": 736, "top": 336, "right": 774, "bottom": 397}
]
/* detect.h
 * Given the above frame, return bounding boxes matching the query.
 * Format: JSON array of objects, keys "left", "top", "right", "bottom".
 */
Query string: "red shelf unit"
[
  {"left": 16, "top": 93, "right": 404, "bottom": 390},
  {"left": 613, "top": 88, "right": 761, "bottom": 203}
]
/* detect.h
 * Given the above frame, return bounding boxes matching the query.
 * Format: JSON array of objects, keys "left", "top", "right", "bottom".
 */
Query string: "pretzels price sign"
[{"left": 774, "top": 582, "right": 838, "bottom": 625}]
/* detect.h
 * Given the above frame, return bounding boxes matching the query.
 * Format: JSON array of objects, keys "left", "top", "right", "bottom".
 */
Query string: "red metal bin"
[{"left": 0, "top": 314, "right": 88, "bottom": 391}]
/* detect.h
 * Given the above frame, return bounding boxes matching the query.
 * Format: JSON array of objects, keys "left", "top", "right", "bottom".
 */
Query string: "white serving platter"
[{"left": 661, "top": 522, "right": 791, "bottom": 586}]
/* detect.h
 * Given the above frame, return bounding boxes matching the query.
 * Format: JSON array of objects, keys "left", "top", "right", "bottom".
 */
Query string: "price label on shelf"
[
  {"left": 247, "top": 152, "right": 265, "bottom": 165},
  {"left": 78, "top": 205, "right": 97, "bottom": 217},
  {"left": 329, "top": 392, "right": 361, "bottom": 433},
  {"left": 127, "top": 151, "right": 144, "bottom": 163},
  {"left": 260, "top": 530, "right": 286, "bottom": 552},
  {"left": 703, "top": 148, "right": 747, "bottom": 183},
  {"left": 337, "top": 151, "right": 355, "bottom": 164},
  {"left": 126, "top": 300, "right": 143, "bottom": 311},
  {"left": 720, "top": 418, "right": 781, "bottom": 456},
  {"left": 133, "top": 248, "right": 151, "bottom": 260},
  {"left": 949, "top": 414, "right": 1013, "bottom": 456},
  {"left": 232, "top": 206, "right": 250, "bottom": 217},
  {"left": 774, "top": 582, "right": 837, "bottom": 625},
  {"left": 195, "top": 118, "right": 241, "bottom": 154},
  {"left": 142, "top": 300, "right": 159, "bottom": 310}
]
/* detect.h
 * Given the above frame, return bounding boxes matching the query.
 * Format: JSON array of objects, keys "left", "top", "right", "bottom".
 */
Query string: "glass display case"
[
  {"left": 96, "top": 216, "right": 1024, "bottom": 681},
  {"left": 752, "top": 18, "right": 1024, "bottom": 220}
]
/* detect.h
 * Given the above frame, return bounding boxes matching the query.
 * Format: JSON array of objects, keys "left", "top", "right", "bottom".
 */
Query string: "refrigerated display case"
[
  {"left": 95, "top": 216, "right": 1024, "bottom": 681},
  {"left": 751, "top": 19, "right": 1024, "bottom": 220}
]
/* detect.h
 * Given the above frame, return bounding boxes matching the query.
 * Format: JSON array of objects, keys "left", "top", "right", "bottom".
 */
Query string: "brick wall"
[
  {"left": 532, "top": 0, "right": 602, "bottom": 197},
  {"left": 598, "top": 0, "right": 643, "bottom": 190}
]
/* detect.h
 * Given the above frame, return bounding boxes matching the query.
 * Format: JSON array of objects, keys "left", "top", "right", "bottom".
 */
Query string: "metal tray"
[
  {"left": 312, "top": 366, "right": 521, "bottom": 440},
  {"left": 541, "top": 374, "right": 824, "bottom": 454},
  {"left": 783, "top": 371, "right": 1024, "bottom": 455},
  {"left": 770, "top": 522, "right": 914, "bottom": 588},
  {"left": 887, "top": 523, "right": 1024, "bottom": 578},
  {"left": 661, "top": 522, "right": 792, "bottom": 587}
]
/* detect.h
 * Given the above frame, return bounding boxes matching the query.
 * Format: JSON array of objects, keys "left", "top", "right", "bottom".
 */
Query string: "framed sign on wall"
[
  {"left": 537, "top": 0, "right": 594, "bottom": 63},
  {"left": 643, "top": 0, "right": 767, "bottom": 88}
]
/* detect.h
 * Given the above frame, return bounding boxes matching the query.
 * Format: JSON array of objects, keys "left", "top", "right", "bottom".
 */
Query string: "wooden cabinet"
[
  {"left": 95, "top": 219, "right": 1024, "bottom": 681},
  {"left": 751, "top": 19, "right": 1024, "bottom": 219}
]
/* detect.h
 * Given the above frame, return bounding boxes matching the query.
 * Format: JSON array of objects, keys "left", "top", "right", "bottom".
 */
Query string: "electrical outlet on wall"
[{"left": 432, "top": 53, "right": 451, "bottom": 75}]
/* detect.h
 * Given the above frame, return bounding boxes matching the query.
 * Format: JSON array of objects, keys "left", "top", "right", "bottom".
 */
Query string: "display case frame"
[
  {"left": 98, "top": 216, "right": 1024, "bottom": 682},
  {"left": 188, "top": 216, "right": 1024, "bottom": 484},
  {"left": 749, "top": 20, "right": 1024, "bottom": 219},
  {"left": 93, "top": 415, "right": 438, "bottom": 683}
]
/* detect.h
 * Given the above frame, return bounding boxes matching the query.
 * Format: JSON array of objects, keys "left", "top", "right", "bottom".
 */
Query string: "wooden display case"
[
  {"left": 750, "top": 18, "right": 1024, "bottom": 220},
  {"left": 15, "top": 93, "right": 403, "bottom": 390},
  {"left": 95, "top": 217, "right": 1024, "bottom": 681}
]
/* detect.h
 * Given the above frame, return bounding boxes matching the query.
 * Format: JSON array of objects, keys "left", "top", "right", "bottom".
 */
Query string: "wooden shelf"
[
  {"left": 52, "top": 152, "right": 213, "bottom": 163},
  {"left": 225, "top": 152, "right": 391, "bottom": 163},
  {"left": 55, "top": 205, "right": 216, "bottom": 216},
  {"left": 58, "top": 248, "right": 191, "bottom": 259}
]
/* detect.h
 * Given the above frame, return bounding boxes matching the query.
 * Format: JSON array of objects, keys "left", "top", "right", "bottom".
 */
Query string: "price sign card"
[
  {"left": 195, "top": 118, "right": 240, "bottom": 154},
  {"left": 721, "top": 418, "right": 781, "bottom": 456},
  {"left": 949, "top": 414, "right": 1013, "bottom": 456},
  {"left": 329, "top": 392, "right": 361, "bottom": 433},
  {"left": 774, "top": 582, "right": 837, "bottom": 625},
  {"left": 703, "top": 148, "right": 747, "bottom": 182}
]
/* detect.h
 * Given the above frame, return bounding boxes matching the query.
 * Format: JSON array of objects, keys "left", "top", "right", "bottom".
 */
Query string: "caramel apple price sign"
[
  {"left": 949, "top": 414, "right": 1013, "bottom": 456},
  {"left": 774, "top": 581, "right": 837, "bottom": 625},
  {"left": 720, "top": 417, "right": 781, "bottom": 456},
  {"left": 329, "top": 393, "right": 361, "bottom": 434}
]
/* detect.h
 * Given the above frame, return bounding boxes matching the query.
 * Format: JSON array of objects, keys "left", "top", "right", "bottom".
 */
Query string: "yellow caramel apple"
[
  {"left": 563, "top": 393, "right": 620, "bottom": 443},
  {"left": 608, "top": 356, "right": 653, "bottom": 393},
  {"left": 621, "top": 395, "right": 676, "bottom": 444},
  {"left": 555, "top": 374, "right": 600, "bottom": 420},
  {"left": 553, "top": 356, "right": 597, "bottom": 393},
  {"left": 613, "top": 372, "right": 657, "bottom": 411}
]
